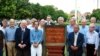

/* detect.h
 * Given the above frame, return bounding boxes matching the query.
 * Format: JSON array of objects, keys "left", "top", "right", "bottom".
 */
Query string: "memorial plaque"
[{"left": 44, "top": 25, "right": 66, "bottom": 56}]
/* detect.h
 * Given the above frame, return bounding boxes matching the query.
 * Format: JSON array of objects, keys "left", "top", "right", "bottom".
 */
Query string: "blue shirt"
[
  {"left": 30, "top": 29, "right": 43, "bottom": 44},
  {"left": 79, "top": 25, "right": 89, "bottom": 46},
  {"left": 79, "top": 25, "right": 89, "bottom": 37},
  {"left": 98, "top": 26, "right": 100, "bottom": 37},
  {"left": 5, "top": 26, "right": 17, "bottom": 41},
  {"left": 66, "top": 25, "right": 74, "bottom": 35}
]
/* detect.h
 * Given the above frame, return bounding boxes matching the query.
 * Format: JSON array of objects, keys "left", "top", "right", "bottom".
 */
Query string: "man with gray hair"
[
  {"left": 85, "top": 23, "right": 99, "bottom": 56},
  {"left": 66, "top": 18, "right": 76, "bottom": 34},
  {"left": 79, "top": 19, "right": 89, "bottom": 56},
  {"left": 80, "top": 19, "right": 89, "bottom": 44},
  {"left": 80, "top": 19, "right": 89, "bottom": 36},
  {"left": 90, "top": 17, "right": 99, "bottom": 33},
  {"left": 90, "top": 17, "right": 96, "bottom": 23},
  {"left": 56, "top": 16, "right": 65, "bottom": 25},
  {"left": 5, "top": 19, "right": 17, "bottom": 56},
  {"left": 15, "top": 20, "right": 30, "bottom": 56},
  {"left": 90, "top": 17, "right": 100, "bottom": 56}
]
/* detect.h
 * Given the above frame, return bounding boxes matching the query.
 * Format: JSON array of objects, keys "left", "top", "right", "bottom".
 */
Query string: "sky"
[{"left": 29, "top": 0, "right": 100, "bottom": 14}]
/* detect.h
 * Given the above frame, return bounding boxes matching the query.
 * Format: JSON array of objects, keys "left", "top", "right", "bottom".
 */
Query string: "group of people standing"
[
  {"left": 67, "top": 17, "right": 100, "bottom": 56},
  {"left": 0, "top": 15, "right": 99, "bottom": 56},
  {"left": 0, "top": 15, "right": 65, "bottom": 56}
]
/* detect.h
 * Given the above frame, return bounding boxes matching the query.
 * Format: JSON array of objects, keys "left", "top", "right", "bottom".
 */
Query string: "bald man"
[
  {"left": 5, "top": 19, "right": 17, "bottom": 56},
  {"left": 79, "top": 19, "right": 89, "bottom": 45},
  {"left": 68, "top": 24, "right": 84, "bottom": 56},
  {"left": 80, "top": 19, "right": 89, "bottom": 33},
  {"left": 90, "top": 17, "right": 100, "bottom": 33},
  {"left": 85, "top": 23, "right": 99, "bottom": 56},
  {"left": 79, "top": 19, "right": 89, "bottom": 56},
  {"left": 15, "top": 20, "right": 30, "bottom": 56},
  {"left": 66, "top": 18, "right": 76, "bottom": 34}
]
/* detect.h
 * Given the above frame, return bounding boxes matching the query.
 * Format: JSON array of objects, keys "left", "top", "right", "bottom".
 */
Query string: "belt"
[
  {"left": 86, "top": 44, "right": 95, "bottom": 46},
  {"left": 7, "top": 40, "right": 15, "bottom": 42}
]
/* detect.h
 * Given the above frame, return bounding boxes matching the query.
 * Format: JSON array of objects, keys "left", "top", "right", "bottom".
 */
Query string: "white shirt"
[
  {"left": 27, "top": 24, "right": 35, "bottom": 30},
  {"left": 21, "top": 28, "right": 25, "bottom": 32},
  {"left": 74, "top": 32, "right": 79, "bottom": 46},
  {"left": 38, "top": 26, "right": 44, "bottom": 33},
  {"left": 0, "top": 27, "right": 6, "bottom": 35},
  {"left": 45, "top": 21, "right": 51, "bottom": 25},
  {"left": 86, "top": 31, "right": 99, "bottom": 50}
]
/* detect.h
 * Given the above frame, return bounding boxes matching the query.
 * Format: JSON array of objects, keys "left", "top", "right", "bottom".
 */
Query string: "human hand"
[{"left": 33, "top": 43, "right": 39, "bottom": 48}]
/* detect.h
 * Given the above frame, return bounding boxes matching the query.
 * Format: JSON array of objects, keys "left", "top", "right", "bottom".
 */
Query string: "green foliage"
[
  {"left": 86, "top": 15, "right": 91, "bottom": 20},
  {"left": 0, "top": 0, "right": 17, "bottom": 19},
  {"left": 0, "top": 0, "right": 68, "bottom": 20},
  {"left": 91, "top": 9, "right": 100, "bottom": 21}
]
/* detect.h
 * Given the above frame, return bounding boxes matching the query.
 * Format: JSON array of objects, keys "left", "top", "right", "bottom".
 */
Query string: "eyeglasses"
[{"left": 90, "top": 26, "right": 95, "bottom": 28}]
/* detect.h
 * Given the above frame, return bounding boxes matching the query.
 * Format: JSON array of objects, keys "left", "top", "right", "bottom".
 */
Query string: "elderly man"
[
  {"left": 5, "top": 19, "right": 17, "bottom": 56},
  {"left": 15, "top": 20, "right": 30, "bottom": 56},
  {"left": 90, "top": 17, "right": 100, "bottom": 56},
  {"left": 30, "top": 21, "right": 43, "bottom": 56},
  {"left": 66, "top": 18, "right": 76, "bottom": 34},
  {"left": 85, "top": 23, "right": 99, "bottom": 56},
  {"left": 90, "top": 17, "right": 96, "bottom": 23},
  {"left": 80, "top": 19, "right": 89, "bottom": 35},
  {"left": 65, "top": 18, "right": 76, "bottom": 56},
  {"left": 79, "top": 19, "right": 89, "bottom": 56},
  {"left": 56, "top": 17, "right": 65, "bottom": 25},
  {"left": 90, "top": 17, "right": 99, "bottom": 33},
  {"left": 80, "top": 19, "right": 89, "bottom": 44},
  {"left": 67, "top": 24, "right": 84, "bottom": 56}
]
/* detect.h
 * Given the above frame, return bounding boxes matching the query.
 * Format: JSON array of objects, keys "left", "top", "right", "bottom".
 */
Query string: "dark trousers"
[
  {"left": 0, "top": 48, "right": 3, "bottom": 56},
  {"left": 98, "top": 46, "right": 100, "bottom": 56},
  {"left": 86, "top": 44, "right": 97, "bottom": 56},
  {"left": 16, "top": 49, "right": 30, "bottom": 56},
  {"left": 69, "top": 49, "right": 83, "bottom": 56},
  {"left": 69, "top": 51, "right": 82, "bottom": 56},
  {"left": 5, "top": 44, "right": 8, "bottom": 56}
]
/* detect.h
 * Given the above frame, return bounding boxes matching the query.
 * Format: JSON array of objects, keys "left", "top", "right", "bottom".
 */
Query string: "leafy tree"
[
  {"left": 0, "top": 0, "right": 17, "bottom": 19},
  {"left": 91, "top": 9, "right": 100, "bottom": 21},
  {"left": 0, "top": 0, "right": 68, "bottom": 20}
]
